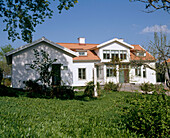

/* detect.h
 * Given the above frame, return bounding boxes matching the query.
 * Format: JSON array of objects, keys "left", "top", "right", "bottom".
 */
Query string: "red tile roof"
[
  {"left": 57, "top": 43, "right": 100, "bottom": 61},
  {"left": 57, "top": 43, "right": 156, "bottom": 62},
  {"left": 167, "top": 58, "right": 170, "bottom": 62},
  {"left": 130, "top": 45, "right": 156, "bottom": 61}
]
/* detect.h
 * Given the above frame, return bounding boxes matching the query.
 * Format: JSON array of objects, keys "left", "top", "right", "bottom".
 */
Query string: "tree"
[
  {"left": 0, "top": 44, "right": 14, "bottom": 79},
  {"left": 130, "top": 0, "right": 170, "bottom": 13},
  {"left": 30, "top": 49, "right": 57, "bottom": 88},
  {"left": 131, "top": 32, "right": 170, "bottom": 88},
  {"left": 0, "top": 0, "right": 78, "bottom": 43},
  {"left": 148, "top": 32, "right": 170, "bottom": 88}
]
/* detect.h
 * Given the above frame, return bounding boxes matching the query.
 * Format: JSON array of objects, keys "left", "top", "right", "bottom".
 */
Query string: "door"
[
  {"left": 52, "top": 64, "right": 61, "bottom": 86},
  {"left": 119, "top": 69, "right": 124, "bottom": 83},
  {"left": 124, "top": 69, "right": 129, "bottom": 83}
]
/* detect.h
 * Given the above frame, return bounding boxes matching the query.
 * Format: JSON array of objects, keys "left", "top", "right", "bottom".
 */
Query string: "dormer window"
[
  {"left": 77, "top": 50, "right": 87, "bottom": 56},
  {"left": 136, "top": 51, "right": 146, "bottom": 57},
  {"left": 103, "top": 50, "right": 127, "bottom": 60}
]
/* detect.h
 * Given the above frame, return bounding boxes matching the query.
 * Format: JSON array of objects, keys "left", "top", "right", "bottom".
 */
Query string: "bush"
[
  {"left": 0, "top": 68, "right": 3, "bottom": 85},
  {"left": 53, "top": 86, "right": 74, "bottom": 99},
  {"left": 104, "top": 82, "right": 119, "bottom": 91},
  {"left": 0, "top": 85, "right": 25, "bottom": 97},
  {"left": 123, "top": 92, "right": 170, "bottom": 137},
  {"left": 3, "top": 78, "right": 11, "bottom": 87},
  {"left": 140, "top": 82, "right": 155, "bottom": 93},
  {"left": 84, "top": 81, "right": 95, "bottom": 97},
  {"left": 140, "top": 83, "right": 166, "bottom": 94}
]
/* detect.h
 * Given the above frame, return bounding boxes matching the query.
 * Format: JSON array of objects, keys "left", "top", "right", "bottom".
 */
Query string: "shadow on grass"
[{"left": 0, "top": 85, "right": 99, "bottom": 101}]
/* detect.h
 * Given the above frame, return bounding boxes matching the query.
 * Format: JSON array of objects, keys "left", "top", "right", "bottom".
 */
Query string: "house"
[{"left": 6, "top": 37, "right": 156, "bottom": 88}]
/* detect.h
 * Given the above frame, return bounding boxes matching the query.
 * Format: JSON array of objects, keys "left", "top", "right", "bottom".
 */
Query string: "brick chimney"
[{"left": 78, "top": 37, "right": 85, "bottom": 44}]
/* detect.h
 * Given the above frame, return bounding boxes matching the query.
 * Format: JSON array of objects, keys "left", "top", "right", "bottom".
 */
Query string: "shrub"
[
  {"left": 3, "top": 78, "right": 11, "bottom": 87},
  {"left": 0, "top": 85, "right": 25, "bottom": 97},
  {"left": 0, "top": 68, "right": 3, "bottom": 85},
  {"left": 53, "top": 86, "right": 74, "bottom": 99},
  {"left": 104, "top": 82, "right": 119, "bottom": 91},
  {"left": 84, "top": 81, "right": 95, "bottom": 97},
  {"left": 140, "top": 82, "right": 155, "bottom": 93},
  {"left": 140, "top": 83, "right": 166, "bottom": 94},
  {"left": 123, "top": 92, "right": 170, "bottom": 137}
]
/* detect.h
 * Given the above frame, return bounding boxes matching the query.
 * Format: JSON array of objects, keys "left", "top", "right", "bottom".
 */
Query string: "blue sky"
[{"left": 0, "top": 0, "right": 170, "bottom": 49}]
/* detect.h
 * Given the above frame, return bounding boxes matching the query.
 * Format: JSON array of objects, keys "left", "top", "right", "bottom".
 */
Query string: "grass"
[{"left": 0, "top": 91, "right": 142, "bottom": 137}]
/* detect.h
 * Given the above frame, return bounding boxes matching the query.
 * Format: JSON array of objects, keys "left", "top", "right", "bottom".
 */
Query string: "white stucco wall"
[
  {"left": 12, "top": 42, "right": 74, "bottom": 88},
  {"left": 72, "top": 62, "right": 95, "bottom": 86},
  {"left": 129, "top": 63, "right": 156, "bottom": 84}
]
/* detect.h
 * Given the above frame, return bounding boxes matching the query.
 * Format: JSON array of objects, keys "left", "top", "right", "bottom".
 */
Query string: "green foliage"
[
  {"left": 0, "top": 67, "right": 3, "bottom": 85},
  {"left": 84, "top": 81, "right": 101, "bottom": 97},
  {"left": 129, "top": 0, "right": 170, "bottom": 12},
  {"left": 123, "top": 92, "right": 170, "bottom": 137},
  {"left": 104, "top": 82, "right": 119, "bottom": 92},
  {"left": 140, "top": 82, "right": 155, "bottom": 92},
  {"left": 84, "top": 81, "right": 95, "bottom": 97},
  {"left": 23, "top": 80, "right": 43, "bottom": 93},
  {"left": 0, "top": 85, "right": 25, "bottom": 97},
  {"left": 2, "top": 78, "right": 11, "bottom": 87},
  {"left": 30, "top": 49, "right": 57, "bottom": 87},
  {"left": 140, "top": 83, "right": 166, "bottom": 93},
  {"left": 0, "top": 92, "right": 140, "bottom": 137},
  {"left": 0, "top": 0, "right": 78, "bottom": 42},
  {"left": 0, "top": 44, "right": 14, "bottom": 79},
  {"left": 53, "top": 86, "right": 75, "bottom": 99}
]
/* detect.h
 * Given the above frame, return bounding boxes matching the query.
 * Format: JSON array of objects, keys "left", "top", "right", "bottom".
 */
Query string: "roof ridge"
[{"left": 56, "top": 42, "right": 98, "bottom": 45}]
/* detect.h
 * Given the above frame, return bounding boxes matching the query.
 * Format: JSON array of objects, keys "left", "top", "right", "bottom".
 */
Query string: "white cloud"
[{"left": 142, "top": 25, "right": 170, "bottom": 33}]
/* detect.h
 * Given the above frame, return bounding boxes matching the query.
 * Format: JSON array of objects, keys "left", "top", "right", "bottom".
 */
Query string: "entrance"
[
  {"left": 119, "top": 64, "right": 129, "bottom": 83},
  {"left": 52, "top": 64, "right": 61, "bottom": 86}
]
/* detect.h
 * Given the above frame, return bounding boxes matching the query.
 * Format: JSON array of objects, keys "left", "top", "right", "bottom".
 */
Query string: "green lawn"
[{"left": 0, "top": 92, "right": 142, "bottom": 137}]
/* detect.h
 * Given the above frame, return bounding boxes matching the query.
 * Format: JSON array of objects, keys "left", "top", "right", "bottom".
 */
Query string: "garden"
[{"left": 0, "top": 87, "right": 169, "bottom": 137}]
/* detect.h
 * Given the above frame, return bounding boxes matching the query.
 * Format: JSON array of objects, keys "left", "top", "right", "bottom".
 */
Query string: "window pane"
[
  {"left": 78, "top": 68, "right": 86, "bottom": 79},
  {"left": 143, "top": 68, "right": 146, "bottom": 78}
]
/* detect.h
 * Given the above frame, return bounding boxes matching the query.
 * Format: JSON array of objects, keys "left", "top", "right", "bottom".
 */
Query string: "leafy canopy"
[
  {"left": 130, "top": 0, "right": 170, "bottom": 13},
  {"left": 0, "top": 0, "right": 78, "bottom": 43}
]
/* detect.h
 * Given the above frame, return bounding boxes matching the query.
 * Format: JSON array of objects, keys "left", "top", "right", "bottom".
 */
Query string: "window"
[
  {"left": 103, "top": 50, "right": 127, "bottom": 60},
  {"left": 106, "top": 66, "right": 116, "bottom": 77},
  {"left": 78, "top": 68, "right": 86, "bottom": 80},
  {"left": 120, "top": 50, "right": 127, "bottom": 60},
  {"left": 25, "top": 64, "right": 31, "bottom": 70},
  {"left": 135, "top": 66, "right": 141, "bottom": 76},
  {"left": 79, "top": 52, "right": 87, "bottom": 56},
  {"left": 111, "top": 50, "right": 119, "bottom": 61},
  {"left": 137, "top": 52, "right": 146, "bottom": 57},
  {"left": 103, "top": 50, "right": 110, "bottom": 59},
  {"left": 63, "top": 66, "right": 68, "bottom": 70},
  {"left": 143, "top": 67, "right": 146, "bottom": 78}
]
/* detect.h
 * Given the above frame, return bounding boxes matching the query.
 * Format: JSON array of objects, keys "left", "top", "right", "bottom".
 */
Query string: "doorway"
[
  {"left": 52, "top": 64, "right": 61, "bottom": 86},
  {"left": 119, "top": 64, "right": 129, "bottom": 83}
]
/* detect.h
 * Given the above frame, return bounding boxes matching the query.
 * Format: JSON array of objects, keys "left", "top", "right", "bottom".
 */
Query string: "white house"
[{"left": 6, "top": 37, "right": 156, "bottom": 88}]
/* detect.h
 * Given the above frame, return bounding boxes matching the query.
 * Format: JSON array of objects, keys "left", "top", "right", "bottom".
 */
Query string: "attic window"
[
  {"left": 137, "top": 52, "right": 146, "bottom": 57},
  {"left": 79, "top": 51, "right": 87, "bottom": 56}
]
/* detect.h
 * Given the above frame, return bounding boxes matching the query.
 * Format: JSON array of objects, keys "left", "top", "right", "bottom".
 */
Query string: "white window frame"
[
  {"left": 103, "top": 50, "right": 127, "bottom": 60},
  {"left": 25, "top": 64, "right": 31, "bottom": 70},
  {"left": 135, "top": 66, "right": 141, "bottom": 77},
  {"left": 106, "top": 65, "right": 116, "bottom": 77},
  {"left": 78, "top": 68, "right": 86, "bottom": 80},
  {"left": 79, "top": 51, "right": 87, "bottom": 56}
]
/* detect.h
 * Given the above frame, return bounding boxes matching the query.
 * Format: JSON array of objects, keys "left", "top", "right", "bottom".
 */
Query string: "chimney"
[
  {"left": 78, "top": 37, "right": 85, "bottom": 44},
  {"left": 119, "top": 38, "right": 124, "bottom": 42}
]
